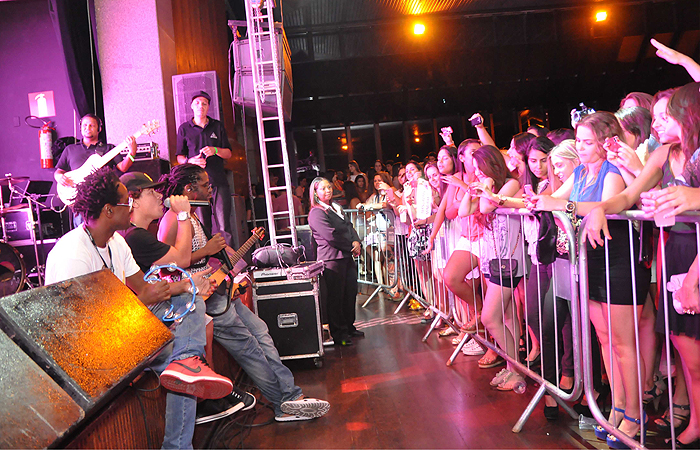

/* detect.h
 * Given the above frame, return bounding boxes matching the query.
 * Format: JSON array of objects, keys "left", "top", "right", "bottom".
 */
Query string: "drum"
[{"left": 0, "top": 242, "right": 26, "bottom": 297}]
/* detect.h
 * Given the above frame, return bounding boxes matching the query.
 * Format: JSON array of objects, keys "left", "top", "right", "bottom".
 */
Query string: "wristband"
[
  {"left": 214, "top": 147, "right": 219, "bottom": 155},
  {"left": 127, "top": 153, "right": 135, "bottom": 162}
]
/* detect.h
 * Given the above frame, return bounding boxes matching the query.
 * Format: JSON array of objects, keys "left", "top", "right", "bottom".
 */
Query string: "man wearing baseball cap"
[{"left": 176, "top": 91, "right": 235, "bottom": 247}]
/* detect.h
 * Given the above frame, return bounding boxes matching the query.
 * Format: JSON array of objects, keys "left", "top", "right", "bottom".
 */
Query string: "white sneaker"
[
  {"left": 490, "top": 368, "right": 510, "bottom": 387},
  {"left": 462, "top": 339, "right": 486, "bottom": 356}
]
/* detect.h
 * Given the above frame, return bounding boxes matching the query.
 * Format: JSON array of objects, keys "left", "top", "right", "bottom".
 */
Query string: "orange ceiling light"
[
  {"left": 595, "top": 10, "right": 608, "bottom": 22},
  {"left": 413, "top": 22, "right": 426, "bottom": 35}
]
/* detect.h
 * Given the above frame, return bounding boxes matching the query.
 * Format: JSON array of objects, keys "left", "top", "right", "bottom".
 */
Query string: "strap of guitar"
[{"left": 195, "top": 214, "right": 234, "bottom": 316}]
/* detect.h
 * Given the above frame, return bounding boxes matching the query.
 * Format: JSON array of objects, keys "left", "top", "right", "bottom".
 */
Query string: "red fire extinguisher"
[{"left": 39, "top": 121, "right": 54, "bottom": 169}]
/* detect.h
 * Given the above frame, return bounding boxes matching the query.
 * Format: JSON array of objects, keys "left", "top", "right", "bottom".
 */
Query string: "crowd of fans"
[{"left": 249, "top": 39, "right": 700, "bottom": 449}]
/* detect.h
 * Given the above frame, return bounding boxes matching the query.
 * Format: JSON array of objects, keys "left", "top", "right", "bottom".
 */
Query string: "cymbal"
[{"left": 0, "top": 176, "right": 29, "bottom": 186}]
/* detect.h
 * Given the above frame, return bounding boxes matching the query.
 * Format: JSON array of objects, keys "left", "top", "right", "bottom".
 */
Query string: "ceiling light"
[
  {"left": 413, "top": 23, "right": 425, "bottom": 35},
  {"left": 595, "top": 11, "right": 607, "bottom": 22}
]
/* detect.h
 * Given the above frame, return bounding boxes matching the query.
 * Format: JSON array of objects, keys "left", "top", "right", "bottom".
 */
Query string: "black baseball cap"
[
  {"left": 120, "top": 172, "right": 165, "bottom": 194},
  {"left": 191, "top": 91, "right": 211, "bottom": 103}
]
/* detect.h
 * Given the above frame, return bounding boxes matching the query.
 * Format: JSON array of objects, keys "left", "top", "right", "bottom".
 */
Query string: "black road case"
[{"left": 252, "top": 268, "right": 324, "bottom": 366}]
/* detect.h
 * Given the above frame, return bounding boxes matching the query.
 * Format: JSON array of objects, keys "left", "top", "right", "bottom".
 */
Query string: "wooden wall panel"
[{"left": 172, "top": 0, "right": 248, "bottom": 195}]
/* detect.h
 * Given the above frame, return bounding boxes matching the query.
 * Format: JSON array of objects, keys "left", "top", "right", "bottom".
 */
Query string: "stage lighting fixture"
[
  {"left": 595, "top": 10, "right": 607, "bottom": 22},
  {"left": 413, "top": 23, "right": 426, "bottom": 35}
]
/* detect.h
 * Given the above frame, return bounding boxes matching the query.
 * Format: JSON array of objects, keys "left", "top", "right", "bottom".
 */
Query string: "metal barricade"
[
  {"left": 344, "top": 208, "right": 398, "bottom": 304},
  {"left": 444, "top": 209, "right": 584, "bottom": 432},
  {"left": 579, "top": 211, "right": 700, "bottom": 450}
]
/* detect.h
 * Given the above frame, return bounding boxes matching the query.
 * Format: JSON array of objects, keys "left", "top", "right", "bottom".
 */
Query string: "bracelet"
[
  {"left": 127, "top": 153, "right": 135, "bottom": 162},
  {"left": 214, "top": 147, "right": 219, "bottom": 155}
]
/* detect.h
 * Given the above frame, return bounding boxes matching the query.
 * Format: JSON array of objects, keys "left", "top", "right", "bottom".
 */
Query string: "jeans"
[
  {"left": 196, "top": 183, "right": 233, "bottom": 246},
  {"left": 208, "top": 293, "right": 303, "bottom": 416},
  {"left": 149, "top": 293, "right": 207, "bottom": 449}
]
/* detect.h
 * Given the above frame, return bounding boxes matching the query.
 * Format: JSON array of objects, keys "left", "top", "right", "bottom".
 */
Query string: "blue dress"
[{"left": 573, "top": 161, "right": 651, "bottom": 305}]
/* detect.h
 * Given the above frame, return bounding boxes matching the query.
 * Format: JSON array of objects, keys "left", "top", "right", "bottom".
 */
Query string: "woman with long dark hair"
[
  {"left": 533, "top": 111, "right": 651, "bottom": 447},
  {"left": 585, "top": 82, "right": 700, "bottom": 447},
  {"left": 468, "top": 145, "right": 525, "bottom": 389}
]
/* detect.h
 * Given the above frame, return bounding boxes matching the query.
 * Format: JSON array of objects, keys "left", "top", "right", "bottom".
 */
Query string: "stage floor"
[{"left": 197, "top": 289, "right": 636, "bottom": 449}]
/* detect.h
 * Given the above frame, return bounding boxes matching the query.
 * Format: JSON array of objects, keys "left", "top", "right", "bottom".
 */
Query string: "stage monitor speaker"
[
  {"left": 0, "top": 329, "right": 84, "bottom": 449},
  {"left": 0, "top": 269, "right": 173, "bottom": 412},
  {"left": 233, "top": 28, "right": 293, "bottom": 122},
  {"left": 172, "top": 71, "right": 222, "bottom": 130}
]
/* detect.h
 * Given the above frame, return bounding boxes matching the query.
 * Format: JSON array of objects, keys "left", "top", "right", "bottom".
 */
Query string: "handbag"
[
  {"left": 408, "top": 224, "right": 432, "bottom": 260},
  {"left": 488, "top": 224, "right": 520, "bottom": 279},
  {"left": 252, "top": 244, "right": 303, "bottom": 268}
]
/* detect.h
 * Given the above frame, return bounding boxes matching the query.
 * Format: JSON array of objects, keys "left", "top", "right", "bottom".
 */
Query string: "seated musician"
[
  {"left": 119, "top": 171, "right": 255, "bottom": 424},
  {"left": 44, "top": 167, "right": 247, "bottom": 449},
  {"left": 157, "top": 163, "right": 331, "bottom": 422}
]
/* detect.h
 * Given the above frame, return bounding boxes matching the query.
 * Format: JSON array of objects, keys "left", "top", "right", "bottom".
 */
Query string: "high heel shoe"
[
  {"left": 606, "top": 413, "right": 647, "bottom": 449},
  {"left": 543, "top": 394, "right": 559, "bottom": 421},
  {"left": 642, "top": 374, "right": 665, "bottom": 412},
  {"left": 655, "top": 403, "right": 690, "bottom": 435},
  {"left": 666, "top": 437, "right": 700, "bottom": 449},
  {"left": 573, "top": 384, "right": 610, "bottom": 418},
  {"left": 594, "top": 406, "right": 624, "bottom": 441}
]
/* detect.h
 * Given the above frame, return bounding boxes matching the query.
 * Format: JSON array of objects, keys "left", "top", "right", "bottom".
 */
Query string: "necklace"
[{"left": 83, "top": 225, "right": 114, "bottom": 273}]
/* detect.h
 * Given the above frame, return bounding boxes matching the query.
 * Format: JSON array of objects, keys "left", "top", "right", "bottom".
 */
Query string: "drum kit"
[{"left": 0, "top": 174, "right": 63, "bottom": 297}]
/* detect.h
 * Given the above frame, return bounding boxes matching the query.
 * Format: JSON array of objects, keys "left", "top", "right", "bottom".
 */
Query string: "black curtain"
[{"left": 48, "top": 0, "right": 105, "bottom": 139}]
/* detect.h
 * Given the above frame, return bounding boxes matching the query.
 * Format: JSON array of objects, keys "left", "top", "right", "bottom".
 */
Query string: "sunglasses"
[{"left": 115, "top": 197, "right": 134, "bottom": 212}]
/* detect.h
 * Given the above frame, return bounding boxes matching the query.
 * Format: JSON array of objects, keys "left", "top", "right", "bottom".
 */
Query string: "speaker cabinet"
[
  {"left": 233, "top": 28, "right": 293, "bottom": 122},
  {"left": 0, "top": 269, "right": 173, "bottom": 412},
  {"left": 126, "top": 158, "right": 171, "bottom": 182},
  {"left": 172, "top": 71, "right": 222, "bottom": 130},
  {"left": 0, "top": 329, "right": 84, "bottom": 449}
]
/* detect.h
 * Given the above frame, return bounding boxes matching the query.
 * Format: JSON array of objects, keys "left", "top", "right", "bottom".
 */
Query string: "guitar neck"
[
  {"left": 226, "top": 234, "right": 260, "bottom": 269},
  {"left": 97, "top": 130, "right": 144, "bottom": 168}
]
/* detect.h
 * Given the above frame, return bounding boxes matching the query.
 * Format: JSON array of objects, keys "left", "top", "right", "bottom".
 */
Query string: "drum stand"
[{"left": 1, "top": 174, "right": 46, "bottom": 287}]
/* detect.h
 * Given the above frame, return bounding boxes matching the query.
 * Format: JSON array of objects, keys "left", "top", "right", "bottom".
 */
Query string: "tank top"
[
  {"left": 570, "top": 160, "right": 621, "bottom": 203},
  {"left": 661, "top": 148, "right": 695, "bottom": 233},
  {"left": 190, "top": 215, "right": 210, "bottom": 273}
]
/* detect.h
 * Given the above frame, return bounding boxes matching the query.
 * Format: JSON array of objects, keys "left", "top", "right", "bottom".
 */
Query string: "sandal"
[
  {"left": 464, "top": 315, "right": 482, "bottom": 333},
  {"left": 643, "top": 374, "right": 666, "bottom": 411},
  {"left": 438, "top": 327, "right": 458, "bottom": 337},
  {"left": 451, "top": 330, "right": 469, "bottom": 345},
  {"left": 496, "top": 371, "right": 525, "bottom": 391},
  {"left": 478, "top": 351, "right": 505, "bottom": 369},
  {"left": 655, "top": 403, "right": 690, "bottom": 434}
]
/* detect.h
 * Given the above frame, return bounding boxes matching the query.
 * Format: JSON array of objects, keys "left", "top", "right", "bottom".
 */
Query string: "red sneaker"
[{"left": 160, "top": 356, "right": 233, "bottom": 399}]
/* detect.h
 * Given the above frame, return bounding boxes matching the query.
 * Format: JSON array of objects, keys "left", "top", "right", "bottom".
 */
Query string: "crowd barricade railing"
[
  {"left": 453, "top": 209, "right": 584, "bottom": 432},
  {"left": 579, "top": 211, "right": 700, "bottom": 450},
  {"left": 343, "top": 208, "right": 398, "bottom": 304}
]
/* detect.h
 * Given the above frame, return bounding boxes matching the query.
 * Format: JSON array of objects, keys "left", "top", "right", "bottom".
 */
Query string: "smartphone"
[
  {"left": 605, "top": 136, "right": 621, "bottom": 152},
  {"left": 470, "top": 115, "right": 483, "bottom": 127},
  {"left": 441, "top": 126, "right": 453, "bottom": 135}
]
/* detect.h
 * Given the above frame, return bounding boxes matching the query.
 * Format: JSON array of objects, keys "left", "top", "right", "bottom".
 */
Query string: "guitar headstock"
[
  {"left": 252, "top": 227, "right": 265, "bottom": 241},
  {"left": 140, "top": 120, "right": 161, "bottom": 136}
]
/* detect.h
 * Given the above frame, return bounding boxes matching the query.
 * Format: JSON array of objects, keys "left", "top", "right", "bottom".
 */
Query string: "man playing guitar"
[
  {"left": 54, "top": 114, "right": 137, "bottom": 188},
  {"left": 157, "top": 163, "right": 331, "bottom": 423}
]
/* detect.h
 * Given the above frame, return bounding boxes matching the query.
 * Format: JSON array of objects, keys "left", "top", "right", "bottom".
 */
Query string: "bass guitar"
[
  {"left": 57, "top": 120, "right": 160, "bottom": 205},
  {"left": 203, "top": 227, "right": 265, "bottom": 300}
]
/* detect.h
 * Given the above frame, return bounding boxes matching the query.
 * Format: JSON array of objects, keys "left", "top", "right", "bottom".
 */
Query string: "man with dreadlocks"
[
  {"left": 158, "top": 164, "right": 331, "bottom": 422},
  {"left": 45, "top": 166, "right": 240, "bottom": 449}
]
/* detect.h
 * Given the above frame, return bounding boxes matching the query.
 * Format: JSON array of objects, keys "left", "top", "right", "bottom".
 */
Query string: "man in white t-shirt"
[{"left": 45, "top": 167, "right": 235, "bottom": 449}]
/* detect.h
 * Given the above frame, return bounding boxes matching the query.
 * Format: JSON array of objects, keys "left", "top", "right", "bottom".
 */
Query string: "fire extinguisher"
[{"left": 39, "top": 120, "right": 55, "bottom": 169}]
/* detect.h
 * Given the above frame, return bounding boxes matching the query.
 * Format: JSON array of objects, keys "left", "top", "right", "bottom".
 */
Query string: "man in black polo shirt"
[
  {"left": 54, "top": 113, "right": 137, "bottom": 187},
  {"left": 176, "top": 91, "right": 234, "bottom": 245}
]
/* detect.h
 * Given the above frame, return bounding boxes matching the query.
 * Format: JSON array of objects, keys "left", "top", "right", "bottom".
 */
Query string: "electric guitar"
[
  {"left": 57, "top": 120, "right": 160, "bottom": 205},
  {"left": 203, "top": 227, "right": 265, "bottom": 300}
]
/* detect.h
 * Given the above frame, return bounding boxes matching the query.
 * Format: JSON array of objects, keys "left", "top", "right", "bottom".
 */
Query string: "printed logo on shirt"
[{"left": 210, "top": 132, "right": 218, "bottom": 139}]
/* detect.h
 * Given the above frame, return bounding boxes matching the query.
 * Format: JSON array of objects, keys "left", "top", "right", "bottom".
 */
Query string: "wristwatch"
[
  {"left": 177, "top": 211, "right": 191, "bottom": 222},
  {"left": 497, "top": 194, "right": 507, "bottom": 206},
  {"left": 565, "top": 201, "right": 576, "bottom": 214}
]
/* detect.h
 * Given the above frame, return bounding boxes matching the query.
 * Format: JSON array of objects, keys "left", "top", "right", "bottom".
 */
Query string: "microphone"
[{"left": 163, "top": 198, "right": 210, "bottom": 208}]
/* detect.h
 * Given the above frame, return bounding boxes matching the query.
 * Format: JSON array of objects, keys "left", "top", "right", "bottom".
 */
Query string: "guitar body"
[{"left": 56, "top": 153, "right": 105, "bottom": 205}]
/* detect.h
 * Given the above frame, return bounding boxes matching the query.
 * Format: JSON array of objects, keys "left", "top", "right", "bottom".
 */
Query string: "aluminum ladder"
[{"left": 244, "top": 0, "right": 297, "bottom": 246}]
